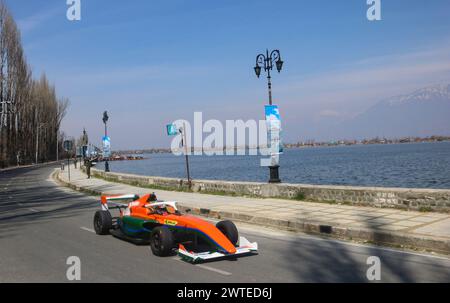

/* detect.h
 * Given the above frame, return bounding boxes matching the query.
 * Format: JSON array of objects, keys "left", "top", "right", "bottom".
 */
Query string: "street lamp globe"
[
  {"left": 276, "top": 59, "right": 284, "bottom": 73},
  {"left": 254, "top": 65, "right": 262, "bottom": 78},
  {"left": 102, "top": 111, "right": 109, "bottom": 124}
]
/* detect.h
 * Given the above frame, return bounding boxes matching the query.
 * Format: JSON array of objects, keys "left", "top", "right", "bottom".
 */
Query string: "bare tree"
[{"left": 0, "top": 1, "right": 69, "bottom": 168}]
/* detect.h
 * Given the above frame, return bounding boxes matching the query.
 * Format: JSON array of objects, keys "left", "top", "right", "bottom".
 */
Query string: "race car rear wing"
[{"left": 100, "top": 194, "right": 139, "bottom": 210}]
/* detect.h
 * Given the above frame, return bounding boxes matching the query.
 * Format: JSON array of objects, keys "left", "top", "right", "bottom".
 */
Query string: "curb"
[
  {"left": 1, "top": 160, "right": 62, "bottom": 173},
  {"left": 53, "top": 170, "right": 450, "bottom": 255}
]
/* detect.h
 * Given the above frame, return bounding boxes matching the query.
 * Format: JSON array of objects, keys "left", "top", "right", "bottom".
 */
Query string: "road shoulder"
[{"left": 54, "top": 165, "right": 450, "bottom": 256}]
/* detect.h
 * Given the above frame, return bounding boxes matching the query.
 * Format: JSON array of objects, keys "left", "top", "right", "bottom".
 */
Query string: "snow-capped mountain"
[
  {"left": 337, "top": 84, "right": 450, "bottom": 139},
  {"left": 384, "top": 84, "right": 450, "bottom": 106}
]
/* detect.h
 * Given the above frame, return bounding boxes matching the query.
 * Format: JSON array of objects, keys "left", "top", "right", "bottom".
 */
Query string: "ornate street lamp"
[
  {"left": 254, "top": 49, "right": 284, "bottom": 183},
  {"left": 254, "top": 49, "right": 283, "bottom": 106}
]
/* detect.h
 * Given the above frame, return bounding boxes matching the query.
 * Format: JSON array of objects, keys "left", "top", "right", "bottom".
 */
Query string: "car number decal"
[{"left": 164, "top": 219, "right": 178, "bottom": 226}]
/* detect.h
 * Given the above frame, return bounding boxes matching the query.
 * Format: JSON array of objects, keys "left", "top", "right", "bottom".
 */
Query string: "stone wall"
[{"left": 90, "top": 167, "right": 450, "bottom": 212}]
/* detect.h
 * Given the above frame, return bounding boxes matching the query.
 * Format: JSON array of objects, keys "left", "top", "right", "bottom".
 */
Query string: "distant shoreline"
[
  {"left": 114, "top": 136, "right": 450, "bottom": 155},
  {"left": 285, "top": 136, "right": 450, "bottom": 149}
]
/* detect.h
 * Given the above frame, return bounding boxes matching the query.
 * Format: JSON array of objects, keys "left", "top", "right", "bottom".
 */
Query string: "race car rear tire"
[
  {"left": 93, "top": 210, "right": 112, "bottom": 235},
  {"left": 150, "top": 227, "right": 175, "bottom": 257},
  {"left": 216, "top": 220, "right": 238, "bottom": 246}
]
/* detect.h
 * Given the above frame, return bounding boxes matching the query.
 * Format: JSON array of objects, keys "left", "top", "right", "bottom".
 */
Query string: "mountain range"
[{"left": 336, "top": 84, "right": 450, "bottom": 139}]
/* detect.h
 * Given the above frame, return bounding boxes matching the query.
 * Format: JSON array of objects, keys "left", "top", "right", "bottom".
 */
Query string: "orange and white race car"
[{"left": 93, "top": 193, "right": 258, "bottom": 263}]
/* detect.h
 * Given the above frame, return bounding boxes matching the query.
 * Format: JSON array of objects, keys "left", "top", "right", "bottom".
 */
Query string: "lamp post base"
[{"left": 268, "top": 165, "right": 281, "bottom": 183}]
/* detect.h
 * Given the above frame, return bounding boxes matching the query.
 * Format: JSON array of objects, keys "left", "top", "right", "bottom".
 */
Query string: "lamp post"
[
  {"left": 35, "top": 123, "right": 46, "bottom": 164},
  {"left": 180, "top": 123, "right": 191, "bottom": 187},
  {"left": 56, "top": 131, "right": 59, "bottom": 162},
  {"left": 254, "top": 49, "right": 284, "bottom": 183},
  {"left": 102, "top": 111, "right": 110, "bottom": 172}
]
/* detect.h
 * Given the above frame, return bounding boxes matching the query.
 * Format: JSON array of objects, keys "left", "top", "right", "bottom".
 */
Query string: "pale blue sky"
[{"left": 5, "top": 0, "right": 450, "bottom": 149}]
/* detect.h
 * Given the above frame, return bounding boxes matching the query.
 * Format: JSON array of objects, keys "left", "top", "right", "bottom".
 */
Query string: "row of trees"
[{"left": 0, "top": 2, "right": 69, "bottom": 168}]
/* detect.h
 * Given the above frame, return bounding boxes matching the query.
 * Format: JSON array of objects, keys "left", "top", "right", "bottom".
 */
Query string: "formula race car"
[{"left": 93, "top": 193, "right": 258, "bottom": 263}]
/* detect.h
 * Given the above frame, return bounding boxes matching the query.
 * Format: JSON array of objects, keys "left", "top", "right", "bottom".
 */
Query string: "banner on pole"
[
  {"left": 102, "top": 136, "right": 111, "bottom": 158},
  {"left": 166, "top": 124, "right": 179, "bottom": 136},
  {"left": 63, "top": 140, "right": 73, "bottom": 152},
  {"left": 76, "top": 146, "right": 83, "bottom": 157},
  {"left": 264, "top": 105, "right": 282, "bottom": 166}
]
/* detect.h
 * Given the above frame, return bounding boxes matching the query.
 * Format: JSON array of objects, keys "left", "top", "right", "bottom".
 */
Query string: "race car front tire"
[
  {"left": 150, "top": 226, "right": 175, "bottom": 257},
  {"left": 93, "top": 210, "right": 112, "bottom": 235},
  {"left": 216, "top": 220, "right": 239, "bottom": 246}
]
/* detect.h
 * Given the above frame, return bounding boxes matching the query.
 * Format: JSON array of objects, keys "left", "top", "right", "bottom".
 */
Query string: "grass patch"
[
  {"left": 292, "top": 191, "right": 306, "bottom": 201},
  {"left": 418, "top": 206, "right": 433, "bottom": 213},
  {"left": 95, "top": 174, "right": 194, "bottom": 193},
  {"left": 88, "top": 173, "right": 448, "bottom": 214},
  {"left": 94, "top": 173, "right": 266, "bottom": 198},
  {"left": 339, "top": 200, "right": 353, "bottom": 206},
  {"left": 199, "top": 189, "right": 239, "bottom": 197}
]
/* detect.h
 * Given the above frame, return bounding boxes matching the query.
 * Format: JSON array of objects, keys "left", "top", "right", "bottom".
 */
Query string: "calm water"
[{"left": 99, "top": 142, "right": 450, "bottom": 189}]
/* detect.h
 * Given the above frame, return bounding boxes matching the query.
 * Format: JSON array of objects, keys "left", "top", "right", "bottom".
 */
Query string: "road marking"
[
  {"left": 237, "top": 224, "right": 450, "bottom": 261},
  {"left": 16, "top": 202, "right": 40, "bottom": 213},
  {"left": 334, "top": 240, "right": 450, "bottom": 261},
  {"left": 196, "top": 264, "right": 232, "bottom": 276},
  {"left": 173, "top": 257, "right": 232, "bottom": 276},
  {"left": 80, "top": 227, "right": 95, "bottom": 233}
]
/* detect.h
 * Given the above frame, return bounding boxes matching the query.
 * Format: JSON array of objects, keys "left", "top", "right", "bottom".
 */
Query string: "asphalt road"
[{"left": 1, "top": 164, "right": 450, "bottom": 283}]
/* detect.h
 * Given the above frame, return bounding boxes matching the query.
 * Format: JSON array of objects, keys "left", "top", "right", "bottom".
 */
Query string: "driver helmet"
[{"left": 147, "top": 192, "right": 157, "bottom": 202}]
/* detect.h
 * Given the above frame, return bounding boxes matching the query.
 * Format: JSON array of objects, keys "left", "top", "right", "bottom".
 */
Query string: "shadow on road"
[
  {"left": 284, "top": 217, "right": 450, "bottom": 282},
  {"left": 0, "top": 165, "right": 97, "bottom": 238}
]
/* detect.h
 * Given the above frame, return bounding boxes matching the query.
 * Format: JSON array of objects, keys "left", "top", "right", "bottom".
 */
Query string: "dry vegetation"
[{"left": 0, "top": 2, "right": 69, "bottom": 168}]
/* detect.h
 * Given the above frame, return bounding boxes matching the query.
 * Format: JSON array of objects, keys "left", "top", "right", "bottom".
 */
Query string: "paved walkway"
[{"left": 56, "top": 165, "right": 450, "bottom": 254}]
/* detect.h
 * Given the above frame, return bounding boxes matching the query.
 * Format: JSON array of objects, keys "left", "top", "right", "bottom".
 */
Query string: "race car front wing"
[{"left": 177, "top": 236, "right": 258, "bottom": 263}]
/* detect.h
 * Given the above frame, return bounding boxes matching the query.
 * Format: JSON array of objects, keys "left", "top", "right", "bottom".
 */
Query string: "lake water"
[{"left": 99, "top": 142, "right": 450, "bottom": 189}]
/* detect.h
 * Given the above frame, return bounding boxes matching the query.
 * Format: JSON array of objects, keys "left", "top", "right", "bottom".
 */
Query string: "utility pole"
[
  {"left": 166, "top": 123, "right": 191, "bottom": 187},
  {"left": 35, "top": 109, "right": 38, "bottom": 164},
  {"left": 181, "top": 122, "right": 191, "bottom": 187},
  {"left": 56, "top": 131, "right": 59, "bottom": 162},
  {"left": 35, "top": 123, "right": 46, "bottom": 164}
]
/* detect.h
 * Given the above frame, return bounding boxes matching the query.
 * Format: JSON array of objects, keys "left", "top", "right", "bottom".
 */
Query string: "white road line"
[
  {"left": 173, "top": 257, "right": 232, "bottom": 276},
  {"left": 334, "top": 240, "right": 450, "bottom": 261},
  {"left": 16, "top": 202, "right": 40, "bottom": 213},
  {"left": 80, "top": 227, "right": 95, "bottom": 233},
  {"left": 237, "top": 224, "right": 450, "bottom": 261},
  {"left": 196, "top": 264, "right": 232, "bottom": 276}
]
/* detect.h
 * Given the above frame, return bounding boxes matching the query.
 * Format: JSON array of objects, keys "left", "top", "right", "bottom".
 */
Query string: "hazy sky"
[{"left": 5, "top": 0, "right": 450, "bottom": 149}]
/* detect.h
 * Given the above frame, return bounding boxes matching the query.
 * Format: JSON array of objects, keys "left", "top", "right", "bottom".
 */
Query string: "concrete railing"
[{"left": 89, "top": 167, "right": 450, "bottom": 212}]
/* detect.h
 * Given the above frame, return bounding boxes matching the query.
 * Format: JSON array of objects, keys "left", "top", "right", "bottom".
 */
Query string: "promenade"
[{"left": 56, "top": 164, "right": 450, "bottom": 255}]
